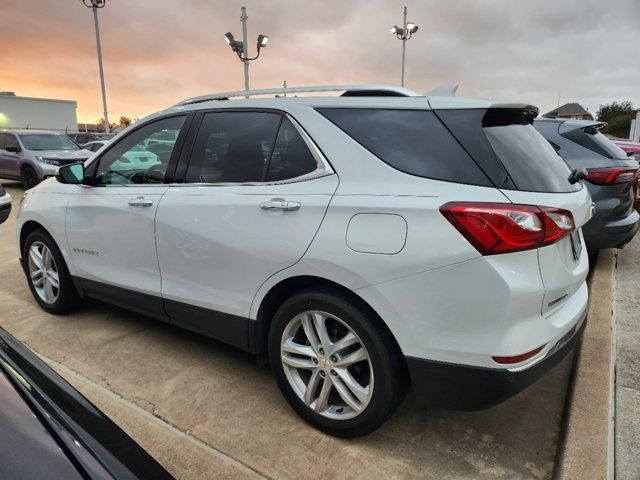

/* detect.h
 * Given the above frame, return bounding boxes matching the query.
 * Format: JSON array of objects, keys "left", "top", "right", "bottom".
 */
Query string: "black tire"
[
  {"left": 21, "top": 167, "right": 39, "bottom": 190},
  {"left": 268, "top": 287, "right": 407, "bottom": 438},
  {"left": 22, "top": 229, "right": 80, "bottom": 314}
]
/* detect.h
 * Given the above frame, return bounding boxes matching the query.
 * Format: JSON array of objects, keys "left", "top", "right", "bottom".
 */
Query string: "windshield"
[{"left": 19, "top": 134, "right": 80, "bottom": 151}]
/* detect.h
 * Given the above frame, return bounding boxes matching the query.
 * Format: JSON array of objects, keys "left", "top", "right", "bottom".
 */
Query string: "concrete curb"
[{"left": 555, "top": 249, "right": 616, "bottom": 480}]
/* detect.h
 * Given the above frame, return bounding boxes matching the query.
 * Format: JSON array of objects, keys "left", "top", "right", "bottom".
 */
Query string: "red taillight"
[
  {"left": 492, "top": 344, "right": 547, "bottom": 365},
  {"left": 585, "top": 167, "right": 639, "bottom": 185},
  {"left": 440, "top": 202, "right": 575, "bottom": 255}
]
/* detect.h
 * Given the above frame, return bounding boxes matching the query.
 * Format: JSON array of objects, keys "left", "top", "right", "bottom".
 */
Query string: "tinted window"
[
  {"left": 94, "top": 115, "right": 185, "bottom": 185},
  {"left": 0, "top": 133, "right": 5, "bottom": 150},
  {"left": 437, "top": 109, "right": 580, "bottom": 193},
  {"left": 484, "top": 124, "right": 579, "bottom": 192},
  {"left": 186, "top": 112, "right": 280, "bottom": 183},
  {"left": 317, "top": 108, "right": 491, "bottom": 186},
  {"left": 266, "top": 118, "right": 317, "bottom": 181},
  {"left": 5, "top": 134, "right": 19, "bottom": 151},
  {"left": 562, "top": 128, "right": 628, "bottom": 159},
  {"left": 19, "top": 134, "right": 78, "bottom": 151}
]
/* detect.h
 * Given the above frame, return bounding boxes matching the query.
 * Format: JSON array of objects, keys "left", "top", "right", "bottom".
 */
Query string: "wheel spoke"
[
  {"left": 334, "top": 346, "right": 368, "bottom": 367},
  {"left": 281, "top": 337, "right": 316, "bottom": 359},
  {"left": 43, "top": 279, "right": 55, "bottom": 303},
  {"left": 31, "top": 269, "right": 44, "bottom": 287},
  {"left": 300, "top": 314, "right": 321, "bottom": 354},
  {"left": 314, "top": 376, "right": 332, "bottom": 412},
  {"left": 43, "top": 248, "right": 52, "bottom": 269},
  {"left": 47, "top": 270, "right": 60, "bottom": 289},
  {"left": 329, "top": 332, "right": 358, "bottom": 355},
  {"left": 29, "top": 247, "right": 44, "bottom": 269},
  {"left": 311, "top": 312, "right": 332, "bottom": 349},
  {"left": 330, "top": 374, "right": 364, "bottom": 413},
  {"left": 304, "top": 370, "right": 322, "bottom": 406},
  {"left": 333, "top": 367, "right": 370, "bottom": 404},
  {"left": 281, "top": 353, "right": 316, "bottom": 370}
]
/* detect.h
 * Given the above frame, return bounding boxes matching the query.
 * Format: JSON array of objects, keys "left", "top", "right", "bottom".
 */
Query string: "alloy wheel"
[
  {"left": 280, "top": 310, "right": 374, "bottom": 420},
  {"left": 27, "top": 242, "right": 60, "bottom": 304}
]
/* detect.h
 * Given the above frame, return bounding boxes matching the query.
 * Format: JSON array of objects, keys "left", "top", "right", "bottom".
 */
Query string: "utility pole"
[
  {"left": 401, "top": 7, "right": 407, "bottom": 87},
  {"left": 390, "top": 7, "right": 418, "bottom": 87},
  {"left": 241, "top": 7, "right": 250, "bottom": 98},
  {"left": 224, "top": 7, "right": 269, "bottom": 96},
  {"left": 82, "top": 0, "right": 110, "bottom": 133}
]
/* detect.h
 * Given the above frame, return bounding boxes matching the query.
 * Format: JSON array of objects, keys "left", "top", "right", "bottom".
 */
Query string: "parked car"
[
  {"left": 0, "top": 327, "right": 173, "bottom": 479},
  {"left": 534, "top": 119, "right": 639, "bottom": 251},
  {"left": 68, "top": 132, "right": 115, "bottom": 145},
  {"left": 17, "top": 84, "right": 592, "bottom": 437},
  {"left": 0, "top": 130, "right": 92, "bottom": 189},
  {"left": 612, "top": 138, "right": 640, "bottom": 212},
  {"left": 0, "top": 184, "right": 11, "bottom": 224}
]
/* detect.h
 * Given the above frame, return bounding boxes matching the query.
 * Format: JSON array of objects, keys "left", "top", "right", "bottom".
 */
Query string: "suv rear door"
[{"left": 155, "top": 110, "right": 338, "bottom": 349}]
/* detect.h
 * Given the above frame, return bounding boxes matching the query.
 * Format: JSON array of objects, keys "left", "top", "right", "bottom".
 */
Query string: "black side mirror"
[
  {"left": 628, "top": 152, "right": 635, "bottom": 158},
  {"left": 568, "top": 168, "right": 588, "bottom": 184},
  {"left": 56, "top": 163, "right": 85, "bottom": 185},
  {"left": 5, "top": 145, "right": 20, "bottom": 153}
]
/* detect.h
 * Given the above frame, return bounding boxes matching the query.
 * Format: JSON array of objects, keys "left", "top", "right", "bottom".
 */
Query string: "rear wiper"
[{"left": 568, "top": 168, "right": 588, "bottom": 184}]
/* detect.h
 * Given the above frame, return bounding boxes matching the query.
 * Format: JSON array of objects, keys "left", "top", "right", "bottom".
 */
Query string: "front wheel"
[
  {"left": 22, "top": 229, "right": 80, "bottom": 314},
  {"left": 21, "top": 167, "right": 39, "bottom": 190},
  {"left": 268, "top": 288, "right": 407, "bottom": 437}
]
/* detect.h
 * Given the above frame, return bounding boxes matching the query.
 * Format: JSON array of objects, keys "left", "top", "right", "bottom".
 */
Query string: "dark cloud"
[{"left": 1, "top": 0, "right": 638, "bottom": 120}]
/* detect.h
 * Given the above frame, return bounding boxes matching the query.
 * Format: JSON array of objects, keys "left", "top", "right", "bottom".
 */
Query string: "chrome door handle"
[
  {"left": 260, "top": 198, "right": 301, "bottom": 211},
  {"left": 128, "top": 196, "right": 153, "bottom": 207}
]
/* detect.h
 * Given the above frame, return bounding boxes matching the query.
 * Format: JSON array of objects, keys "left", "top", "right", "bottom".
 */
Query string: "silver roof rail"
[{"left": 174, "top": 84, "right": 422, "bottom": 106}]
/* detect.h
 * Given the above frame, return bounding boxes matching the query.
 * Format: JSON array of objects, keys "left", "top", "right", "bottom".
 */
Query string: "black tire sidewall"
[
  {"left": 268, "top": 288, "right": 405, "bottom": 438},
  {"left": 21, "top": 167, "right": 39, "bottom": 190},
  {"left": 22, "top": 229, "right": 79, "bottom": 314}
]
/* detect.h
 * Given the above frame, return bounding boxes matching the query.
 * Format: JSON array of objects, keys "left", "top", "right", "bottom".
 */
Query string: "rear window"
[
  {"left": 437, "top": 109, "right": 580, "bottom": 193},
  {"left": 561, "top": 127, "right": 628, "bottom": 159},
  {"left": 317, "top": 108, "right": 491, "bottom": 186}
]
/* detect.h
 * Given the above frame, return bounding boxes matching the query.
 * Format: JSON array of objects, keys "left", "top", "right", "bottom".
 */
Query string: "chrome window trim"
[{"left": 177, "top": 112, "right": 335, "bottom": 188}]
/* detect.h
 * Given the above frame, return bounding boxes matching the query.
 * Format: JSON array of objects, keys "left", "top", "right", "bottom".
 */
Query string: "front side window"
[
  {"left": 5, "top": 134, "right": 19, "bottom": 151},
  {"left": 94, "top": 115, "right": 185, "bottom": 186},
  {"left": 19, "top": 134, "right": 79, "bottom": 151}
]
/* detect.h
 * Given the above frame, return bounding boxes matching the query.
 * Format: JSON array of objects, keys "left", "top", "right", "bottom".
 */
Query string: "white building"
[{"left": 0, "top": 92, "right": 78, "bottom": 132}]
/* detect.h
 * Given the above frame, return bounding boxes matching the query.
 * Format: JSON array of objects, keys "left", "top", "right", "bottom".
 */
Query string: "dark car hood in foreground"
[{"left": 0, "top": 328, "right": 174, "bottom": 480}]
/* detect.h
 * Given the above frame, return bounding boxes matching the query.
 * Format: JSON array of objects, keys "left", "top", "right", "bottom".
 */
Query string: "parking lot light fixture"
[
  {"left": 224, "top": 7, "right": 270, "bottom": 97},
  {"left": 81, "top": 0, "right": 110, "bottom": 134},
  {"left": 389, "top": 6, "right": 419, "bottom": 86}
]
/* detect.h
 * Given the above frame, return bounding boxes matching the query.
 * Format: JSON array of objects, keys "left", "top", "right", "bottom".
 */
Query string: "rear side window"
[
  {"left": 484, "top": 124, "right": 579, "bottom": 192},
  {"left": 266, "top": 118, "right": 317, "bottom": 182},
  {"left": 317, "top": 108, "right": 492, "bottom": 186},
  {"left": 437, "top": 109, "right": 580, "bottom": 193},
  {"left": 561, "top": 127, "right": 628, "bottom": 159},
  {"left": 186, "top": 111, "right": 281, "bottom": 183}
]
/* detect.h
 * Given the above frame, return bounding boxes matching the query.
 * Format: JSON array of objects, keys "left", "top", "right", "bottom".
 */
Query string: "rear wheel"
[
  {"left": 268, "top": 288, "right": 407, "bottom": 437},
  {"left": 21, "top": 167, "right": 39, "bottom": 190},
  {"left": 22, "top": 229, "right": 80, "bottom": 314}
]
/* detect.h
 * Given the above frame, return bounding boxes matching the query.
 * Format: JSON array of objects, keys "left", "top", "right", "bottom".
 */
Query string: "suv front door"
[
  {"left": 155, "top": 111, "right": 338, "bottom": 349},
  {"left": 0, "top": 134, "right": 22, "bottom": 179},
  {"left": 65, "top": 114, "right": 190, "bottom": 319}
]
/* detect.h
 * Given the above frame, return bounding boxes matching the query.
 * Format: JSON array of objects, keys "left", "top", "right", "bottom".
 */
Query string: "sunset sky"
[{"left": 2, "top": 0, "right": 639, "bottom": 123}]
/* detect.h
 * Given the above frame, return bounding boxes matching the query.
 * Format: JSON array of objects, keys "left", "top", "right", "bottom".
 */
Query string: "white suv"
[{"left": 16, "top": 85, "right": 591, "bottom": 437}]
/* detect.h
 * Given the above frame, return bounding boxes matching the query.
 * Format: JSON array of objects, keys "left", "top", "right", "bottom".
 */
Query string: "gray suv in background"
[
  {"left": 0, "top": 130, "right": 91, "bottom": 189},
  {"left": 534, "top": 119, "right": 639, "bottom": 251}
]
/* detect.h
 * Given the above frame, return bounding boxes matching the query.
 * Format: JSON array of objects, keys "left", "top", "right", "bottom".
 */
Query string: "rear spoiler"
[{"left": 558, "top": 121, "right": 606, "bottom": 135}]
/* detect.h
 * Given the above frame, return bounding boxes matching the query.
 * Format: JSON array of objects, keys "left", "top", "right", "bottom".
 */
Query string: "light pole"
[
  {"left": 81, "top": 0, "right": 110, "bottom": 133},
  {"left": 390, "top": 6, "right": 419, "bottom": 87},
  {"left": 224, "top": 6, "right": 269, "bottom": 98}
]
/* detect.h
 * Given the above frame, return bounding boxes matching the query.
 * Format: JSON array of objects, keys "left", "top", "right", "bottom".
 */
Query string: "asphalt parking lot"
[{"left": 0, "top": 181, "right": 574, "bottom": 480}]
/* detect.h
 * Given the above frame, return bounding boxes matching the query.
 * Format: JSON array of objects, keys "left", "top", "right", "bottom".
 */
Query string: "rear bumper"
[
  {"left": 584, "top": 209, "right": 639, "bottom": 251},
  {"left": 0, "top": 194, "right": 11, "bottom": 224},
  {"left": 406, "top": 309, "right": 587, "bottom": 411}
]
